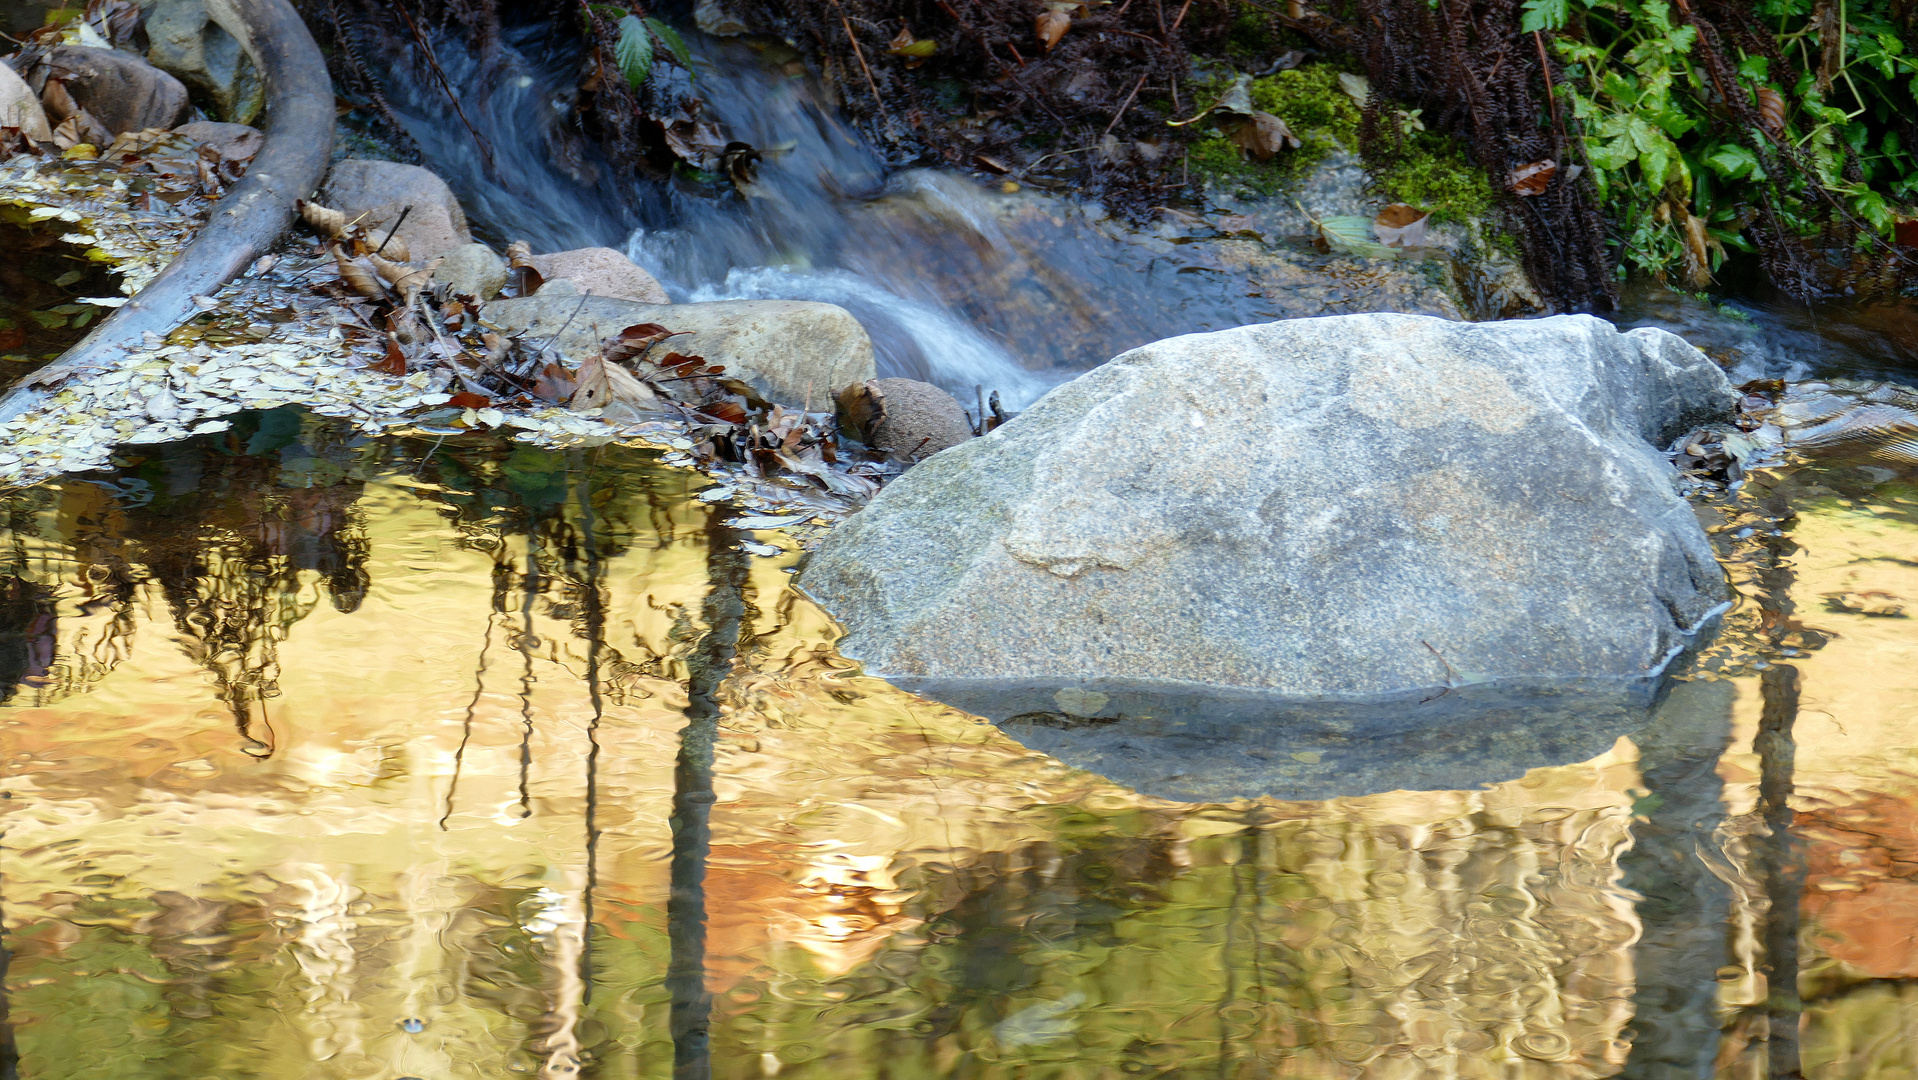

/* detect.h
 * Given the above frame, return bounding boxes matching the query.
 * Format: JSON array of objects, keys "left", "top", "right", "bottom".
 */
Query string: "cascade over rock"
[{"left": 802, "top": 313, "right": 1736, "bottom": 723}]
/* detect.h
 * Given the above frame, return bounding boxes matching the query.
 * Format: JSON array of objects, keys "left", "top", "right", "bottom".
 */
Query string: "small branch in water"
[
  {"left": 1419, "top": 640, "right": 1455, "bottom": 703},
  {"left": 831, "top": 0, "right": 892, "bottom": 126},
  {"left": 385, "top": 0, "right": 496, "bottom": 173}
]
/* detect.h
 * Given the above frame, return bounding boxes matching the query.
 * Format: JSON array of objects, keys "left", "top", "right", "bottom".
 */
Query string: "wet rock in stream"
[
  {"left": 526, "top": 245, "right": 668, "bottom": 304},
  {"left": 484, "top": 293, "right": 877, "bottom": 408},
  {"left": 320, "top": 157, "right": 472, "bottom": 259},
  {"left": 802, "top": 313, "right": 1738, "bottom": 771}
]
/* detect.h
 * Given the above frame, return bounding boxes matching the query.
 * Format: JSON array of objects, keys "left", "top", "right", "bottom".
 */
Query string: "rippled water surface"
[{"left": 2, "top": 408, "right": 1916, "bottom": 1078}]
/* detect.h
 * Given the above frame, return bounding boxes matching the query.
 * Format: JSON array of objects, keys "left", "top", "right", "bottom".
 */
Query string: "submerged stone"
[{"left": 802, "top": 312, "right": 1736, "bottom": 720}]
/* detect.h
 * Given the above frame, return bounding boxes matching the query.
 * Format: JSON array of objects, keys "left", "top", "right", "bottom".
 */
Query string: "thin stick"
[
  {"left": 533, "top": 290, "right": 596, "bottom": 357},
  {"left": 1533, "top": 30, "right": 1563, "bottom": 149},
  {"left": 1170, "top": 0, "right": 1196, "bottom": 30},
  {"left": 373, "top": 205, "right": 413, "bottom": 258},
  {"left": 1102, "top": 73, "right": 1151, "bottom": 139},
  {"left": 834, "top": 7, "right": 892, "bottom": 124}
]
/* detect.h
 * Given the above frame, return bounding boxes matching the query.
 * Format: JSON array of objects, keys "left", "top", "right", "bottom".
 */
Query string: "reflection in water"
[{"left": 0, "top": 410, "right": 1915, "bottom": 1076}]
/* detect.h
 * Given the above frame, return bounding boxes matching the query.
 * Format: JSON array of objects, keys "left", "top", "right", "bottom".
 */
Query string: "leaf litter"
[{"left": 0, "top": 158, "right": 905, "bottom": 534}]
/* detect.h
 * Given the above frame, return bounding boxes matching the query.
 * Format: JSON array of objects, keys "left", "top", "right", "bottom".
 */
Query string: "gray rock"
[
  {"left": 145, "top": 0, "right": 264, "bottom": 124},
  {"left": 801, "top": 313, "right": 1735, "bottom": 717},
  {"left": 859, "top": 378, "right": 974, "bottom": 461},
  {"left": 36, "top": 46, "right": 190, "bottom": 136},
  {"left": 526, "top": 247, "right": 669, "bottom": 304},
  {"left": 432, "top": 242, "right": 508, "bottom": 301},
  {"left": 483, "top": 294, "right": 877, "bottom": 407},
  {"left": 694, "top": 0, "right": 750, "bottom": 36},
  {"left": 0, "top": 60, "right": 52, "bottom": 142},
  {"left": 321, "top": 159, "right": 473, "bottom": 260},
  {"left": 171, "top": 120, "right": 261, "bottom": 163}
]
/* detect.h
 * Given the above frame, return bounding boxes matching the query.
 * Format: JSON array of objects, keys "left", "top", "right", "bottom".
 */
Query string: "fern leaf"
[
  {"left": 615, "top": 14, "right": 653, "bottom": 89},
  {"left": 644, "top": 17, "right": 693, "bottom": 71}
]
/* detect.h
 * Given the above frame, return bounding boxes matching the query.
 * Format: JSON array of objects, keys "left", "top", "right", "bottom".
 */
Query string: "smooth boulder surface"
[
  {"left": 433, "top": 242, "right": 508, "bottom": 300},
  {"left": 321, "top": 159, "right": 473, "bottom": 260},
  {"left": 1, "top": 60, "right": 52, "bottom": 142},
  {"left": 802, "top": 313, "right": 1735, "bottom": 723},
  {"left": 526, "top": 247, "right": 669, "bottom": 304},
  {"left": 36, "top": 46, "right": 190, "bottom": 136},
  {"left": 484, "top": 294, "right": 877, "bottom": 407},
  {"left": 855, "top": 378, "right": 974, "bottom": 461},
  {"left": 146, "top": 0, "right": 265, "bottom": 124}
]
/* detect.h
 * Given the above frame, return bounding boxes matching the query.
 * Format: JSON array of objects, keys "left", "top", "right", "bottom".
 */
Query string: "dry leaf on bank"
[
  {"left": 332, "top": 245, "right": 383, "bottom": 298},
  {"left": 572, "top": 354, "right": 661, "bottom": 419},
  {"left": 299, "top": 199, "right": 350, "bottom": 238},
  {"left": 1228, "top": 112, "right": 1300, "bottom": 159},
  {"left": 1372, "top": 203, "right": 1430, "bottom": 247},
  {"left": 603, "top": 322, "right": 691, "bottom": 364},
  {"left": 1036, "top": 8, "right": 1070, "bottom": 51},
  {"left": 1509, "top": 160, "right": 1556, "bottom": 195}
]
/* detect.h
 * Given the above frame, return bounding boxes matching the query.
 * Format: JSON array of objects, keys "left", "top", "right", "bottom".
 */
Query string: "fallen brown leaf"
[
  {"left": 1509, "top": 160, "right": 1556, "bottom": 196},
  {"left": 1372, "top": 203, "right": 1430, "bottom": 247},
  {"left": 1227, "top": 112, "right": 1299, "bottom": 160}
]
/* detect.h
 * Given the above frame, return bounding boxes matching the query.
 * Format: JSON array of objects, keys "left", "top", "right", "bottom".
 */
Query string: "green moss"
[
  {"left": 1183, "top": 63, "right": 1500, "bottom": 228},
  {"left": 1188, "top": 133, "right": 1282, "bottom": 195},
  {"left": 1245, "top": 66, "right": 1361, "bottom": 149},
  {"left": 1186, "top": 64, "right": 1361, "bottom": 193},
  {"left": 1372, "top": 131, "right": 1496, "bottom": 225}
]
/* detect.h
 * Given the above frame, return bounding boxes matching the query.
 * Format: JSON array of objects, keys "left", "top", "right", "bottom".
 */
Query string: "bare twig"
[
  {"left": 1102, "top": 73, "right": 1151, "bottom": 139},
  {"left": 373, "top": 205, "right": 413, "bottom": 258}
]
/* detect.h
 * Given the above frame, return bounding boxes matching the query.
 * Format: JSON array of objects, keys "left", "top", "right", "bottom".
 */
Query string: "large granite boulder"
[
  {"left": 802, "top": 313, "right": 1735, "bottom": 729},
  {"left": 483, "top": 294, "right": 877, "bottom": 408}
]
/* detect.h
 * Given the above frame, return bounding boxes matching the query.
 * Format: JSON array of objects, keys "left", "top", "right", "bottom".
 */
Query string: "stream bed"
[
  {"left": 2, "top": 406, "right": 1917, "bottom": 1078},
  {"left": 9, "top": 8, "right": 1918, "bottom": 1077}
]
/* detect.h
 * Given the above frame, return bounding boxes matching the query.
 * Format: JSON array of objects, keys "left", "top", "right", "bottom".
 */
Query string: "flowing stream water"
[{"left": 9, "top": 11, "right": 1918, "bottom": 1079}]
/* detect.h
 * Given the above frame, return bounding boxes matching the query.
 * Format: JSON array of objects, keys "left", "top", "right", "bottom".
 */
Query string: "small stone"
[
  {"left": 431, "top": 242, "right": 508, "bottom": 301},
  {"left": 321, "top": 159, "right": 473, "bottom": 260},
  {"left": 145, "top": 0, "right": 265, "bottom": 124},
  {"left": 526, "top": 247, "right": 670, "bottom": 304},
  {"left": 857, "top": 378, "right": 974, "bottom": 463},
  {"left": 34, "top": 47, "right": 191, "bottom": 136}
]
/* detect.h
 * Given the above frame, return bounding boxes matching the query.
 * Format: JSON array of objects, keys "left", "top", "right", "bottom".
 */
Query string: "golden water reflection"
[{"left": 0, "top": 410, "right": 1913, "bottom": 1077}]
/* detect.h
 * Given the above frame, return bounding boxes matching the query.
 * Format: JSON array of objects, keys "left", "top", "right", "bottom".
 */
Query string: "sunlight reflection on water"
[{"left": 1, "top": 408, "right": 1916, "bottom": 1078}]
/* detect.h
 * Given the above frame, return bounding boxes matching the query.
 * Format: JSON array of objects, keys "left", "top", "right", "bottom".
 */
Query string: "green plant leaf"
[
  {"left": 644, "top": 17, "right": 693, "bottom": 70},
  {"left": 615, "top": 14, "right": 653, "bottom": 89},
  {"left": 1519, "top": 0, "right": 1568, "bottom": 33},
  {"left": 1704, "top": 143, "right": 1760, "bottom": 179}
]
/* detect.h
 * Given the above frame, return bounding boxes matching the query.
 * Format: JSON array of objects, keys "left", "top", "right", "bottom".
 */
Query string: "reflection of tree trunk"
[
  {"left": 668, "top": 515, "right": 745, "bottom": 1080},
  {"left": 1617, "top": 680, "right": 1736, "bottom": 1079},
  {"left": 2, "top": 888, "right": 16, "bottom": 1080},
  {"left": 1755, "top": 664, "right": 1803, "bottom": 1078}
]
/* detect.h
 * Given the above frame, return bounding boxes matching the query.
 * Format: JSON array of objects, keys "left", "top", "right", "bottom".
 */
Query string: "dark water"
[{"left": 3, "top": 409, "right": 1918, "bottom": 1078}]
